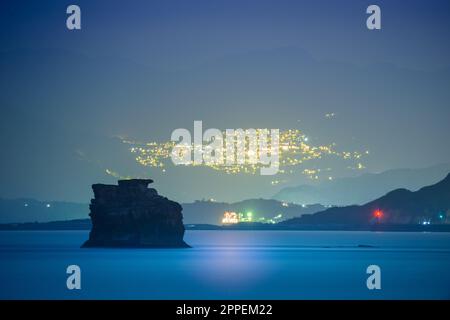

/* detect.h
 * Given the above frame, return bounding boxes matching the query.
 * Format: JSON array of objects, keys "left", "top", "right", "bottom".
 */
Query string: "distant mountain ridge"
[
  {"left": 2, "top": 47, "right": 450, "bottom": 203},
  {"left": 0, "top": 198, "right": 88, "bottom": 224},
  {"left": 282, "top": 172, "right": 450, "bottom": 225},
  {"left": 2, "top": 173, "right": 449, "bottom": 229},
  {"left": 0, "top": 196, "right": 325, "bottom": 224},
  {"left": 273, "top": 163, "right": 450, "bottom": 206},
  {"left": 2, "top": 164, "right": 449, "bottom": 224}
]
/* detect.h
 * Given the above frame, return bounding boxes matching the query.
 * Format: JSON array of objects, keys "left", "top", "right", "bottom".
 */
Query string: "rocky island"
[{"left": 82, "top": 179, "right": 189, "bottom": 248}]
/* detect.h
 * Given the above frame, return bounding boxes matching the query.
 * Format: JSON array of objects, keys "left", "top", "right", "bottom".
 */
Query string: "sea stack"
[{"left": 82, "top": 179, "right": 189, "bottom": 248}]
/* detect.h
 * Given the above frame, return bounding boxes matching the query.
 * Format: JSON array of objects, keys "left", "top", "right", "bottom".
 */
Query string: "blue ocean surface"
[{"left": 0, "top": 230, "right": 449, "bottom": 299}]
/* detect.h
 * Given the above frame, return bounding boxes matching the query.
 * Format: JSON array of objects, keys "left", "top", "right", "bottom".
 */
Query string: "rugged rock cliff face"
[{"left": 82, "top": 179, "right": 189, "bottom": 248}]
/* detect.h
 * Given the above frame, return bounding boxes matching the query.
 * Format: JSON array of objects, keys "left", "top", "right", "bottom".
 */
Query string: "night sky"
[{"left": 1, "top": 0, "right": 449, "bottom": 203}]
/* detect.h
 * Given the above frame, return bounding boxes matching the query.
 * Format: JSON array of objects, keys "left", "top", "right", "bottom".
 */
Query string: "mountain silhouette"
[
  {"left": 0, "top": 198, "right": 88, "bottom": 223},
  {"left": 282, "top": 173, "right": 450, "bottom": 225},
  {"left": 0, "top": 196, "right": 325, "bottom": 225},
  {"left": 2, "top": 48, "right": 450, "bottom": 203},
  {"left": 273, "top": 163, "right": 450, "bottom": 206}
]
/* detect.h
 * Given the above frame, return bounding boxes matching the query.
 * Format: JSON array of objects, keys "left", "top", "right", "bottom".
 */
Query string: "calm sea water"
[{"left": 0, "top": 230, "right": 449, "bottom": 299}]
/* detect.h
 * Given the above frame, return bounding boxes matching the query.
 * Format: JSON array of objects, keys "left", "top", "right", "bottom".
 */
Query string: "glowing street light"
[
  {"left": 222, "top": 211, "right": 239, "bottom": 224},
  {"left": 373, "top": 209, "right": 383, "bottom": 221}
]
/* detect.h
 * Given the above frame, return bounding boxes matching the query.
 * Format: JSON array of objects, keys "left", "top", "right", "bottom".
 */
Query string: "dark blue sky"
[
  {"left": 1, "top": 0, "right": 449, "bottom": 202},
  {"left": 2, "top": 0, "right": 450, "bottom": 70}
]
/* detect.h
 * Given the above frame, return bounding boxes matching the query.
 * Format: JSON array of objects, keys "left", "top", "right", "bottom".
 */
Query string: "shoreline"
[{"left": 1, "top": 219, "right": 450, "bottom": 233}]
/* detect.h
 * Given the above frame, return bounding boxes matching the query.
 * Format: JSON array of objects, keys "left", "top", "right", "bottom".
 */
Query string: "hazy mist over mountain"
[
  {"left": 283, "top": 172, "right": 450, "bottom": 225},
  {"left": 1, "top": 164, "right": 448, "bottom": 224},
  {"left": 1, "top": 48, "right": 450, "bottom": 204},
  {"left": 273, "top": 163, "right": 450, "bottom": 205},
  {"left": 1, "top": 1, "right": 450, "bottom": 204}
]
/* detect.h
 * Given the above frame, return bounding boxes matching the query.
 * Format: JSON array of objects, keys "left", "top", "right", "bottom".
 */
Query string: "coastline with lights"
[{"left": 1, "top": 173, "right": 448, "bottom": 232}]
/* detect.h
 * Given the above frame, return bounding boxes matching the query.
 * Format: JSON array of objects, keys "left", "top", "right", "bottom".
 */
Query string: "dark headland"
[
  {"left": 281, "top": 172, "right": 450, "bottom": 226},
  {"left": 82, "top": 179, "right": 189, "bottom": 248}
]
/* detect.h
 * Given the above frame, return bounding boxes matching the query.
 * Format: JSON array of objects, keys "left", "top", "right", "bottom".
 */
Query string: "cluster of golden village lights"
[
  {"left": 221, "top": 211, "right": 283, "bottom": 225},
  {"left": 117, "top": 129, "right": 368, "bottom": 182}
]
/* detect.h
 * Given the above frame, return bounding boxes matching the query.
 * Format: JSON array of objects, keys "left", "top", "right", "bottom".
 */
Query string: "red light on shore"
[{"left": 374, "top": 210, "right": 383, "bottom": 219}]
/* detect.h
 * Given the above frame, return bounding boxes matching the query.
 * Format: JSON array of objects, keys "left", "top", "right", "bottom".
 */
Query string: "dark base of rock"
[{"left": 81, "top": 240, "right": 190, "bottom": 248}]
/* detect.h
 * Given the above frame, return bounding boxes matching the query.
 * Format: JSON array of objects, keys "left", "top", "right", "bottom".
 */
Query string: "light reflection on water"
[{"left": 0, "top": 230, "right": 449, "bottom": 299}]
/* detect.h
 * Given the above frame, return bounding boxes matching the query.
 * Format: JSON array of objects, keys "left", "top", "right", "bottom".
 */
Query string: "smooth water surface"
[{"left": 0, "top": 230, "right": 449, "bottom": 299}]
